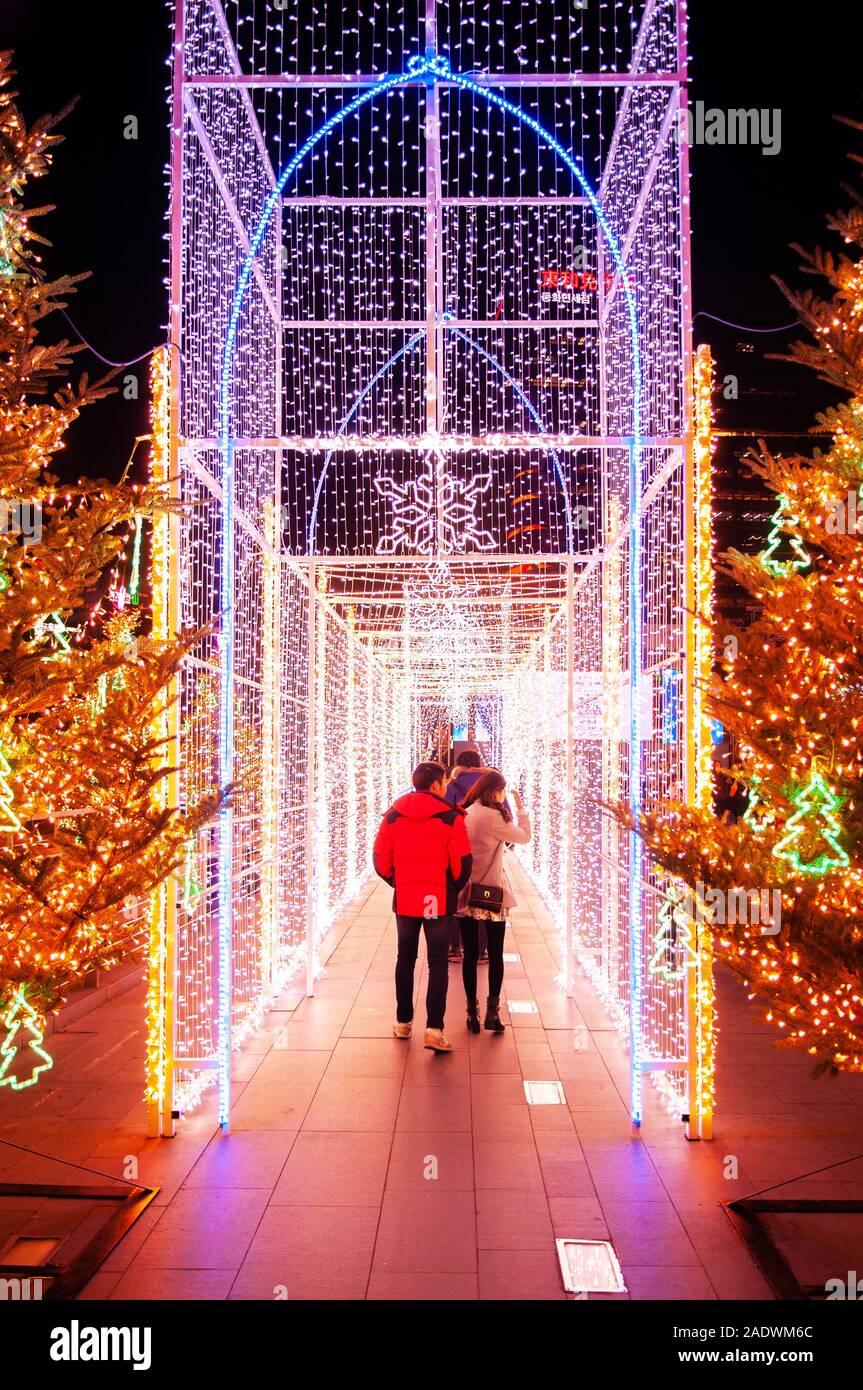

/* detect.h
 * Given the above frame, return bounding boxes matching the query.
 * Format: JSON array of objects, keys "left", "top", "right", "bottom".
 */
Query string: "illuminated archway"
[
  {"left": 156, "top": 0, "right": 709, "bottom": 1144},
  {"left": 217, "top": 55, "right": 646, "bottom": 1129}
]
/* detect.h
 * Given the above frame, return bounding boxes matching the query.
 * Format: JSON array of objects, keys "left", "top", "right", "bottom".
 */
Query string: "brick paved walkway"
[{"left": 3, "top": 863, "right": 862, "bottom": 1299}]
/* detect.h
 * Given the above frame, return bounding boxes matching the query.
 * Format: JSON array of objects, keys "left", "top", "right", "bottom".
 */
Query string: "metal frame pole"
[
  {"left": 346, "top": 607, "right": 357, "bottom": 895},
  {"left": 151, "top": 0, "right": 186, "bottom": 1140},
  {"left": 306, "top": 558, "right": 317, "bottom": 997},
  {"left": 261, "top": 502, "right": 279, "bottom": 1002},
  {"left": 425, "top": 0, "right": 444, "bottom": 546},
  {"left": 269, "top": 135, "right": 284, "bottom": 995},
  {"left": 691, "top": 348, "right": 716, "bottom": 1143},
  {"left": 597, "top": 202, "right": 614, "bottom": 1006},
  {"left": 676, "top": 0, "right": 706, "bottom": 1142},
  {"left": 146, "top": 351, "right": 179, "bottom": 1141},
  {"left": 627, "top": 430, "right": 643, "bottom": 1138},
  {"left": 189, "top": 72, "right": 682, "bottom": 91},
  {"left": 564, "top": 555, "right": 575, "bottom": 997},
  {"left": 273, "top": 205, "right": 284, "bottom": 1000}
]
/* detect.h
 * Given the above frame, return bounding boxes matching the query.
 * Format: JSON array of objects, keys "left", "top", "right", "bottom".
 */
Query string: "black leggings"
[{"left": 460, "top": 917, "right": 506, "bottom": 1001}]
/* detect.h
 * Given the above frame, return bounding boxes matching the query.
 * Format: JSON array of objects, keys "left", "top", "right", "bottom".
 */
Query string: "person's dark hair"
[
  {"left": 412, "top": 761, "right": 446, "bottom": 793},
  {"left": 460, "top": 767, "right": 512, "bottom": 822},
  {"left": 456, "top": 749, "right": 482, "bottom": 770}
]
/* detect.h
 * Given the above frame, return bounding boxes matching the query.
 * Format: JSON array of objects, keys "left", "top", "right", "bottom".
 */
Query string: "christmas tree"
[
  {"left": 0, "top": 54, "right": 221, "bottom": 1028},
  {"left": 0, "top": 53, "right": 116, "bottom": 493},
  {"left": 625, "top": 161, "right": 863, "bottom": 1075}
]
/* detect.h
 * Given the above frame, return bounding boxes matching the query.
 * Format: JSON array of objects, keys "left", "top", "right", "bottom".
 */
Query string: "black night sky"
[{"left": 3, "top": 0, "right": 861, "bottom": 529}]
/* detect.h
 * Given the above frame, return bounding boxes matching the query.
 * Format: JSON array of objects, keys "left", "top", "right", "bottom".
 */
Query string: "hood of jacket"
[
  {"left": 388, "top": 790, "right": 464, "bottom": 822},
  {"left": 448, "top": 768, "right": 482, "bottom": 803}
]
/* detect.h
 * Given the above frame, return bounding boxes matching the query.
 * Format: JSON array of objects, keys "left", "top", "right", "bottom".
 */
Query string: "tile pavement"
[{"left": 3, "top": 863, "right": 862, "bottom": 1300}]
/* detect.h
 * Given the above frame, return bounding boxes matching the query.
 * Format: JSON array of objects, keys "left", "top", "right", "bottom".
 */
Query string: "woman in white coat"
[{"left": 457, "top": 769, "right": 532, "bottom": 1034}]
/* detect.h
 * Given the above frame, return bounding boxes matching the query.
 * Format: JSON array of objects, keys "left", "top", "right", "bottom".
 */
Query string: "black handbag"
[{"left": 466, "top": 842, "right": 505, "bottom": 913}]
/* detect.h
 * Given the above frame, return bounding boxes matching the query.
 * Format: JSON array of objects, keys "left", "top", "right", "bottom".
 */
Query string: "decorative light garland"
[
  {"left": 145, "top": 347, "right": 171, "bottom": 1119},
  {"left": 773, "top": 768, "right": 850, "bottom": 876},
  {"left": 692, "top": 342, "right": 716, "bottom": 1136},
  {"left": 0, "top": 986, "right": 53, "bottom": 1091},
  {"left": 760, "top": 494, "right": 812, "bottom": 577}
]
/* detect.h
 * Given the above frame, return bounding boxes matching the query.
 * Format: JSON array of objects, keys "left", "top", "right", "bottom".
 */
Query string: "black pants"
[
  {"left": 460, "top": 917, "right": 506, "bottom": 1002},
  {"left": 395, "top": 916, "right": 449, "bottom": 1029},
  {"left": 448, "top": 916, "right": 486, "bottom": 953}
]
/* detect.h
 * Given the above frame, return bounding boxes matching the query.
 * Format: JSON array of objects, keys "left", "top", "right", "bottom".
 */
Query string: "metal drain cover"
[
  {"left": 507, "top": 999, "right": 538, "bottom": 1014},
  {"left": 523, "top": 1079, "right": 566, "bottom": 1105},
  {"left": 556, "top": 1238, "right": 627, "bottom": 1294}
]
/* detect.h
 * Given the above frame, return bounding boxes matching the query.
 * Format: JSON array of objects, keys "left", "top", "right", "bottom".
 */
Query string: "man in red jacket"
[{"left": 373, "top": 761, "right": 472, "bottom": 1053}]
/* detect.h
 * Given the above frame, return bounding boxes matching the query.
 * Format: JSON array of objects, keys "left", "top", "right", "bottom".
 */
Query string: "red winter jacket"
[{"left": 373, "top": 791, "right": 473, "bottom": 920}]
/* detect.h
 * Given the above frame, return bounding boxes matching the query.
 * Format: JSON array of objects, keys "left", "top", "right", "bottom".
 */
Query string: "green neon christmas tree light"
[
  {"left": 742, "top": 775, "right": 776, "bottom": 836},
  {"left": 0, "top": 208, "right": 14, "bottom": 278},
  {"left": 648, "top": 883, "right": 698, "bottom": 984},
  {"left": 34, "top": 611, "right": 72, "bottom": 657},
  {"left": 0, "top": 743, "right": 21, "bottom": 832},
  {"left": 772, "top": 768, "right": 850, "bottom": 876},
  {"left": 128, "top": 513, "right": 143, "bottom": 606},
  {"left": 760, "top": 494, "right": 811, "bottom": 577},
  {"left": 182, "top": 835, "right": 202, "bottom": 912},
  {"left": 0, "top": 987, "right": 53, "bottom": 1091}
]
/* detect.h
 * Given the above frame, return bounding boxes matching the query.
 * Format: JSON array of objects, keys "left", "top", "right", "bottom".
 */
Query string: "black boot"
[
  {"left": 484, "top": 996, "right": 505, "bottom": 1033},
  {"left": 466, "top": 998, "right": 481, "bottom": 1034}
]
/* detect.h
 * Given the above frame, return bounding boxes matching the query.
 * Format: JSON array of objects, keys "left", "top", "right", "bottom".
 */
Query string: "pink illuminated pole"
[{"left": 162, "top": 0, "right": 701, "bottom": 1141}]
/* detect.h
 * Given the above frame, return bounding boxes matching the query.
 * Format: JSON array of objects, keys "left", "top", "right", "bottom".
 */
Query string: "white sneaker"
[
  {"left": 393, "top": 1021, "right": 412, "bottom": 1039},
  {"left": 424, "top": 1027, "right": 453, "bottom": 1053}
]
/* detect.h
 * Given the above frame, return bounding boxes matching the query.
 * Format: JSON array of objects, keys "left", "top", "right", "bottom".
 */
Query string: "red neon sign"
[{"left": 540, "top": 269, "right": 616, "bottom": 292}]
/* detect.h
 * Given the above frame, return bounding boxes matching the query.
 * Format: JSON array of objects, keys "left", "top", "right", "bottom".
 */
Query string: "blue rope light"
[
  {"left": 219, "top": 51, "right": 644, "bottom": 1129},
  {"left": 440, "top": 58, "right": 644, "bottom": 1126}
]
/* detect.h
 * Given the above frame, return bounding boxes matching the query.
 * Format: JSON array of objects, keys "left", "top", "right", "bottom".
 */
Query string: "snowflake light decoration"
[{"left": 374, "top": 451, "right": 496, "bottom": 556}]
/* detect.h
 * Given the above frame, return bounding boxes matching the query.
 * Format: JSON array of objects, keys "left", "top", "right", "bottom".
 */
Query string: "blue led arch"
[{"left": 218, "top": 51, "right": 645, "bottom": 1129}]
